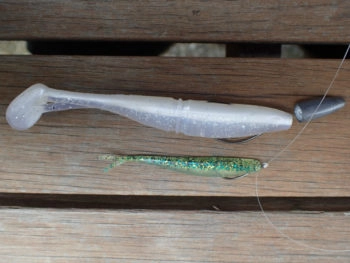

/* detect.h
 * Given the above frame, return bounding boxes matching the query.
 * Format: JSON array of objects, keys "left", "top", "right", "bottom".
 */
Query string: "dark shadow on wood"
[
  {"left": 0, "top": 194, "right": 349, "bottom": 211},
  {"left": 27, "top": 41, "right": 171, "bottom": 56}
]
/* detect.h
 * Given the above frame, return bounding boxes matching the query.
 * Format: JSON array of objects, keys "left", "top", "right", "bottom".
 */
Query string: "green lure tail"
[{"left": 98, "top": 155, "right": 266, "bottom": 179}]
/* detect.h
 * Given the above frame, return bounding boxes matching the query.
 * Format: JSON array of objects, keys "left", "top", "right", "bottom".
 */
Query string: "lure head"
[
  {"left": 240, "top": 158, "right": 264, "bottom": 173},
  {"left": 214, "top": 157, "right": 263, "bottom": 179},
  {"left": 6, "top": 83, "right": 48, "bottom": 130}
]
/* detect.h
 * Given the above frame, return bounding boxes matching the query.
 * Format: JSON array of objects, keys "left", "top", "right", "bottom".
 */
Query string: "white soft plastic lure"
[{"left": 6, "top": 83, "right": 293, "bottom": 138}]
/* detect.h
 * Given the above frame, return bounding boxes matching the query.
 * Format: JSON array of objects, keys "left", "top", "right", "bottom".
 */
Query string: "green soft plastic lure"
[{"left": 99, "top": 155, "right": 266, "bottom": 179}]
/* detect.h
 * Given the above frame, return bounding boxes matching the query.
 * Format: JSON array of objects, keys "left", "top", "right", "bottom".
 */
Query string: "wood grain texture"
[
  {"left": 1, "top": 0, "right": 350, "bottom": 42},
  {"left": 0, "top": 208, "right": 349, "bottom": 262},
  {"left": 2, "top": 1, "right": 350, "bottom": 261},
  {"left": 1, "top": 56, "right": 349, "bottom": 196}
]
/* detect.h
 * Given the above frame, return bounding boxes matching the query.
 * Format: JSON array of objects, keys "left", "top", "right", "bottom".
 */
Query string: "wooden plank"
[
  {"left": 1, "top": 56, "right": 349, "bottom": 196},
  {"left": 1, "top": 0, "right": 350, "bottom": 42},
  {"left": 0, "top": 208, "right": 349, "bottom": 262}
]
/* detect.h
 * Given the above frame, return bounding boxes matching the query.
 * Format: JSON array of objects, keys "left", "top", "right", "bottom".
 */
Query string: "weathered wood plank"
[
  {"left": 0, "top": 208, "right": 349, "bottom": 262},
  {"left": 1, "top": 0, "right": 350, "bottom": 42},
  {"left": 1, "top": 56, "right": 349, "bottom": 196}
]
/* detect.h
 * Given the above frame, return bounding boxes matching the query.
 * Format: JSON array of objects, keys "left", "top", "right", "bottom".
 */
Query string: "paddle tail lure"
[
  {"left": 6, "top": 83, "right": 293, "bottom": 138},
  {"left": 99, "top": 154, "right": 267, "bottom": 179}
]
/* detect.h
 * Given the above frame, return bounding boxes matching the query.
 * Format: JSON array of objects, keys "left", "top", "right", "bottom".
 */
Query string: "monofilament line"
[
  {"left": 267, "top": 44, "right": 350, "bottom": 165},
  {"left": 256, "top": 44, "right": 350, "bottom": 253}
]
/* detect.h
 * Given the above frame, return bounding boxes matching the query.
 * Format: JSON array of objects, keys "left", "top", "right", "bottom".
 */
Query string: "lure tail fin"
[{"left": 98, "top": 154, "right": 127, "bottom": 172}]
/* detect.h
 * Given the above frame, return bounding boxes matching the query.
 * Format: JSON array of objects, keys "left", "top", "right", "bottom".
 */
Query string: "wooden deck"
[{"left": 1, "top": 1, "right": 350, "bottom": 262}]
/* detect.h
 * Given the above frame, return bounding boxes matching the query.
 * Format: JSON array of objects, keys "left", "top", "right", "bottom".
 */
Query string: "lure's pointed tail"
[{"left": 98, "top": 154, "right": 126, "bottom": 172}]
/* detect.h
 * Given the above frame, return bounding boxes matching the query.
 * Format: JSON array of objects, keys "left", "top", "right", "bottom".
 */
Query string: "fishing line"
[{"left": 255, "top": 44, "right": 350, "bottom": 252}]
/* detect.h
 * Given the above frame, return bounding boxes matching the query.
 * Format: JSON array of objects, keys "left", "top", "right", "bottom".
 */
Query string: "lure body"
[
  {"left": 6, "top": 84, "right": 293, "bottom": 138},
  {"left": 99, "top": 155, "right": 263, "bottom": 179},
  {"left": 99, "top": 95, "right": 293, "bottom": 138}
]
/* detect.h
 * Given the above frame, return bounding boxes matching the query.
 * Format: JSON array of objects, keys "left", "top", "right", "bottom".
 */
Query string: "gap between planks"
[{"left": 0, "top": 194, "right": 349, "bottom": 212}]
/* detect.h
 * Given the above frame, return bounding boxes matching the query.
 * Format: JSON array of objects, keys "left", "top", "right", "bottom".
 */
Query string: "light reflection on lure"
[{"left": 99, "top": 154, "right": 267, "bottom": 179}]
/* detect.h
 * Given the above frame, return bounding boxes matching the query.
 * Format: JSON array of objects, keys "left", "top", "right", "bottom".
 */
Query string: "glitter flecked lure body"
[{"left": 99, "top": 155, "right": 265, "bottom": 179}]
